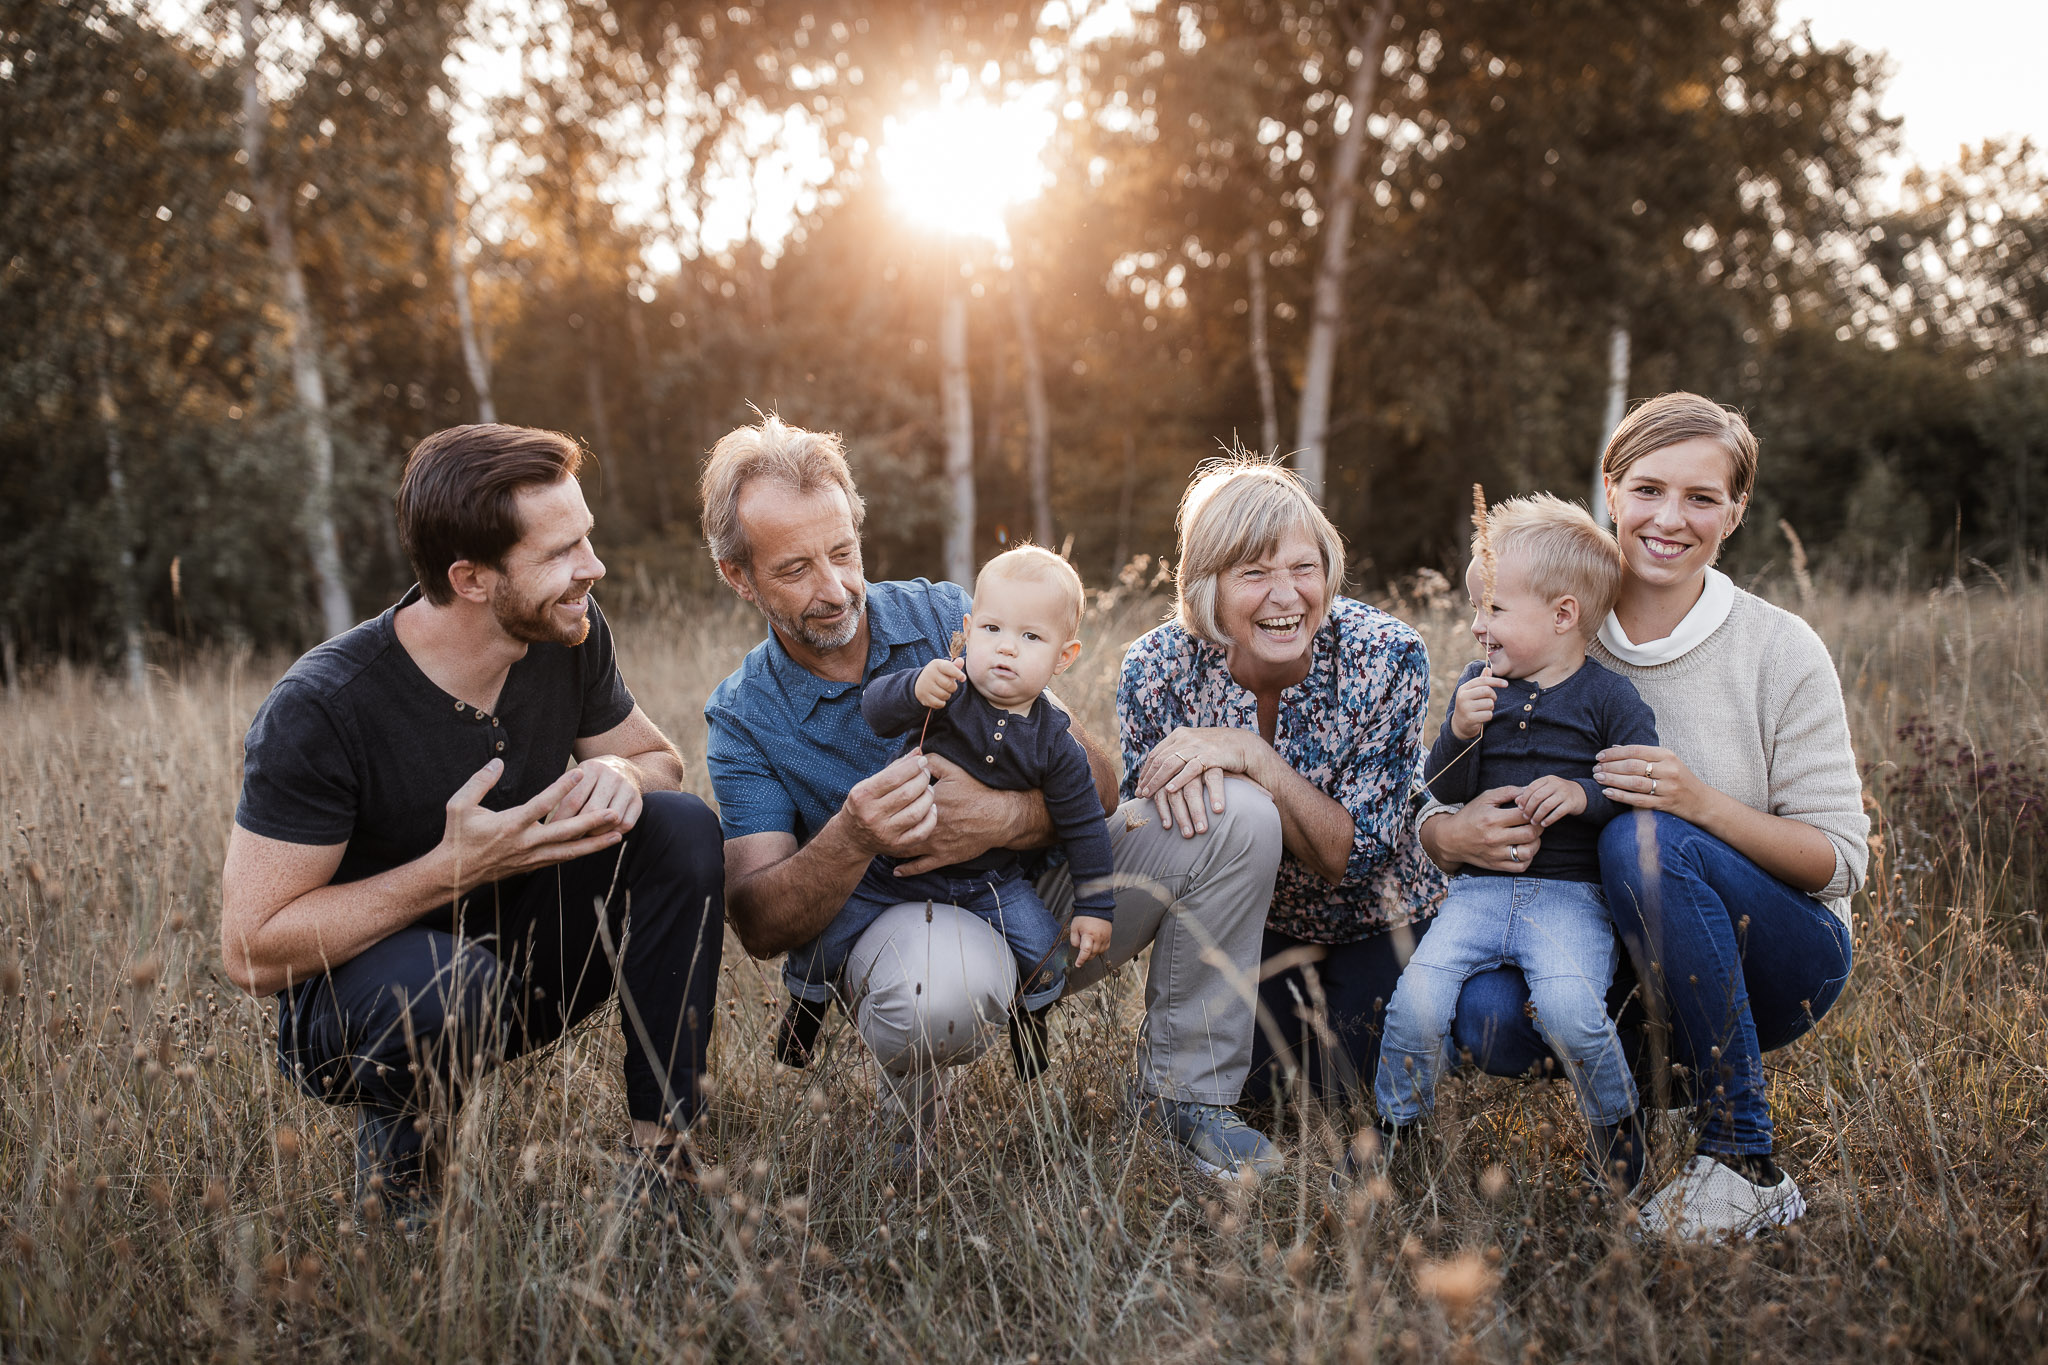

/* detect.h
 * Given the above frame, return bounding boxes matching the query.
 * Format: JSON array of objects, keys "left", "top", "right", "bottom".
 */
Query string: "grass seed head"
[{"left": 1470, "top": 483, "right": 1497, "bottom": 618}]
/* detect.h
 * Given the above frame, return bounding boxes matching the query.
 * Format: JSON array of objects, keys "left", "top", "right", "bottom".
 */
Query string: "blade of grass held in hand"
[
  {"left": 1424, "top": 484, "right": 1495, "bottom": 790},
  {"left": 917, "top": 616, "right": 970, "bottom": 753}
]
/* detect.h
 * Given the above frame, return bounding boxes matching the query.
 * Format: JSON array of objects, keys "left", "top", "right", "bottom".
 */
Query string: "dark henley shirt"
[
  {"left": 862, "top": 667, "right": 1115, "bottom": 918},
  {"left": 1423, "top": 657, "right": 1658, "bottom": 882}
]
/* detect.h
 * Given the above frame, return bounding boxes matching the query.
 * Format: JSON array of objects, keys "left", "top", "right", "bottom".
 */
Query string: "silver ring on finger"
[
  {"left": 1509, "top": 844, "right": 1522, "bottom": 862},
  {"left": 1650, "top": 778, "right": 1658, "bottom": 797}
]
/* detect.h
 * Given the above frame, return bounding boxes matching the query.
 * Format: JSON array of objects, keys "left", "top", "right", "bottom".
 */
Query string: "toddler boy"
[
  {"left": 1374, "top": 494, "right": 1658, "bottom": 1192},
  {"left": 776, "top": 545, "right": 1113, "bottom": 1079}
]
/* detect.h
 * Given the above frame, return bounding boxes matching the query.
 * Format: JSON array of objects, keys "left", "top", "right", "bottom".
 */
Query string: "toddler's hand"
[
  {"left": 1069, "top": 915, "right": 1112, "bottom": 968},
  {"left": 1514, "top": 774, "right": 1586, "bottom": 828},
  {"left": 915, "top": 657, "right": 967, "bottom": 709},
  {"left": 1451, "top": 671, "right": 1507, "bottom": 740}
]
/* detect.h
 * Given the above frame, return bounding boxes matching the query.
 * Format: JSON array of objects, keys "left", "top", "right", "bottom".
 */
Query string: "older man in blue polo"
[{"left": 700, "top": 415, "right": 1284, "bottom": 1179}]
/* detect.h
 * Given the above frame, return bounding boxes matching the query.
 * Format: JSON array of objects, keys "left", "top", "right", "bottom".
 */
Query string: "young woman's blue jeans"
[
  {"left": 1449, "top": 811, "right": 1853, "bottom": 1155},
  {"left": 1379, "top": 875, "right": 1637, "bottom": 1129}
]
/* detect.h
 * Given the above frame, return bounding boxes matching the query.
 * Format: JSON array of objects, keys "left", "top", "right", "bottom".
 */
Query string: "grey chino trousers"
[{"left": 839, "top": 778, "right": 1284, "bottom": 1130}]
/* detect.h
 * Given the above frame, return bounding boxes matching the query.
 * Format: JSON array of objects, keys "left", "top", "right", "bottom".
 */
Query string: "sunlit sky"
[{"left": 1779, "top": 0, "right": 2045, "bottom": 179}]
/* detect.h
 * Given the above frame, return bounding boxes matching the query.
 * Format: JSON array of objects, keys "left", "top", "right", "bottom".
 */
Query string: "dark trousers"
[
  {"left": 1242, "top": 918, "right": 1433, "bottom": 1110},
  {"left": 276, "top": 792, "right": 725, "bottom": 1180}
]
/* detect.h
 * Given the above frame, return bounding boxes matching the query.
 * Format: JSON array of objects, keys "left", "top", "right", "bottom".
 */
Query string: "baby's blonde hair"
[
  {"left": 1477, "top": 494, "right": 1624, "bottom": 636},
  {"left": 974, "top": 544, "right": 1086, "bottom": 637}
]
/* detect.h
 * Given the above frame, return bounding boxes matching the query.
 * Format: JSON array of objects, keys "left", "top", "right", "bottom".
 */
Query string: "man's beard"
[
  {"left": 492, "top": 579, "right": 591, "bottom": 647},
  {"left": 758, "top": 581, "right": 866, "bottom": 653}
]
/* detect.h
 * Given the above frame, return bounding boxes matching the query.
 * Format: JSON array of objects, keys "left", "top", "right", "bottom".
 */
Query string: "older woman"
[
  {"left": 1427, "top": 393, "right": 1868, "bottom": 1239},
  {"left": 1119, "top": 461, "right": 1446, "bottom": 1118}
]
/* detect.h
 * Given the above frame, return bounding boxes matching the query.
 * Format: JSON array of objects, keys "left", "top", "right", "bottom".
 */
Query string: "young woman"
[{"left": 1423, "top": 393, "right": 1868, "bottom": 1239}]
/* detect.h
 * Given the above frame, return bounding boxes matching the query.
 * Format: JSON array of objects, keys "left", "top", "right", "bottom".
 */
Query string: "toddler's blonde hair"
[
  {"left": 1476, "top": 494, "right": 1625, "bottom": 636},
  {"left": 974, "top": 544, "right": 1086, "bottom": 637}
]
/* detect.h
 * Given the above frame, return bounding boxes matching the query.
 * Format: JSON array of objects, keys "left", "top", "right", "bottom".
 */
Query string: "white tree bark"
[
  {"left": 940, "top": 252, "right": 976, "bottom": 588},
  {"left": 446, "top": 178, "right": 496, "bottom": 424},
  {"left": 1245, "top": 236, "right": 1280, "bottom": 455},
  {"left": 1594, "top": 322, "right": 1630, "bottom": 527},
  {"left": 1011, "top": 270, "right": 1054, "bottom": 548},
  {"left": 93, "top": 348, "right": 146, "bottom": 692},
  {"left": 1293, "top": 0, "right": 1396, "bottom": 500},
  {"left": 239, "top": 0, "right": 352, "bottom": 639}
]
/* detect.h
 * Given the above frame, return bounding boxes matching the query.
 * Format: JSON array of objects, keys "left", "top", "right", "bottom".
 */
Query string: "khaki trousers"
[{"left": 840, "top": 779, "right": 1283, "bottom": 1130}]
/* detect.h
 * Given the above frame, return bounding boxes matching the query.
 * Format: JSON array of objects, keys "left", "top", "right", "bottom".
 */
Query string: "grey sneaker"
[
  {"left": 1138, "top": 1093, "right": 1284, "bottom": 1184},
  {"left": 1638, "top": 1154, "right": 1805, "bottom": 1240}
]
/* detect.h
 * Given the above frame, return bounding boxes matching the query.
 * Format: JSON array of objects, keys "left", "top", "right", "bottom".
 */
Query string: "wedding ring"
[
  {"left": 1509, "top": 845, "right": 1522, "bottom": 862},
  {"left": 1650, "top": 778, "right": 1658, "bottom": 797}
]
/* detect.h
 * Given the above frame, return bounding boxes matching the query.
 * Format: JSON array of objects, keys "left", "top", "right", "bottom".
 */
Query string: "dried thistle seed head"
[
  {"left": 0, "top": 959, "right": 20, "bottom": 996},
  {"left": 948, "top": 628, "right": 965, "bottom": 659},
  {"left": 275, "top": 1127, "right": 301, "bottom": 1161},
  {"left": 1415, "top": 1252, "right": 1499, "bottom": 1321},
  {"left": 127, "top": 955, "right": 159, "bottom": 991}
]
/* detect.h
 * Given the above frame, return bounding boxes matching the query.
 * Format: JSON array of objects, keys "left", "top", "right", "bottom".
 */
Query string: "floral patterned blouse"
[{"left": 1117, "top": 596, "right": 1446, "bottom": 944}]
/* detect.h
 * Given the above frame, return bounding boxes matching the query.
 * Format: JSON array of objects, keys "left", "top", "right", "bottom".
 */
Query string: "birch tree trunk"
[
  {"left": 446, "top": 177, "right": 496, "bottom": 423},
  {"left": 93, "top": 346, "right": 146, "bottom": 692},
  {"left": 1594, "top": 322, "right": 1630, "bottom": 527},
  {"left": 1245, "top": 236, "right": 1280, "bottom": 455},
  {"left": 1011, "top": 270, "right": 1055, "bottom": 548},
  {"left": 940, "top": 249, "right": 976, "bottom": 587},
  {"left": 1113, "top": 432, "right": 1138, "bottom": 569},
  {"left": 239, "top": 0, "right": 352, "bottom": 639},
  {"left": 1293, "top": 0, "right": 1395, "bottom": 501}
]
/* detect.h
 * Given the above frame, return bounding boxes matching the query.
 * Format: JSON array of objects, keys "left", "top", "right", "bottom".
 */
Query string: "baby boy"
[{"left": 776, "top": 545, "right": 1114, "bottom": 1079}]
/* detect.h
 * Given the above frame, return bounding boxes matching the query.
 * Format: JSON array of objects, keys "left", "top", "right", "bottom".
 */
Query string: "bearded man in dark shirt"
[{"left": 220, "top": 424, "right": 723, "bottom": 1226}]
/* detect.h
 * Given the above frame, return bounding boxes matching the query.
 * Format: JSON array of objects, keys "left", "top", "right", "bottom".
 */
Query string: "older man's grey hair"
[
  {"left": 1174, "top": 457, "right": 1347, "bottom": 647},
  {"left": 700, "top": 414, "right": 867, "bottom": 572}
]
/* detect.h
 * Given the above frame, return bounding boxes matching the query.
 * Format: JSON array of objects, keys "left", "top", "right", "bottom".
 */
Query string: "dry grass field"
[{"left": 2, "top": 570, "right": 2044, "bottom": 1362}]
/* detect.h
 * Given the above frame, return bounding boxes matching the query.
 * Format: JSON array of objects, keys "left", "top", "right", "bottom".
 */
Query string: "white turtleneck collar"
[{"left": 1599, "top": 567, "right": 1735, "bottom": 667}]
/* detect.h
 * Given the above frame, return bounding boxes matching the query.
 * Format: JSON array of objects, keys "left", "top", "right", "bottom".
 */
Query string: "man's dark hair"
[{"left": 397, "top": 424, "right": 585, "bottom": 605}]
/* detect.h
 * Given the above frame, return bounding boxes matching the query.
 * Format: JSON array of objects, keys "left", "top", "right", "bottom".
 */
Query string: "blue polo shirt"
[{"left": 704, "top": 578, "right": 972, "bottom": 844}]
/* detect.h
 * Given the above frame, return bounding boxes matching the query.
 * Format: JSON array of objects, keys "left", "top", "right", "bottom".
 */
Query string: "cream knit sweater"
[{"left": 1587, "top": 587, "right": 1869, "bottom": 928}]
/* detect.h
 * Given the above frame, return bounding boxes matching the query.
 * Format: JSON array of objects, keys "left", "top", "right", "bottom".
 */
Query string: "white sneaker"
[{"left": 1638, "top": 1154, "right": 1806, "bottom": 1240}]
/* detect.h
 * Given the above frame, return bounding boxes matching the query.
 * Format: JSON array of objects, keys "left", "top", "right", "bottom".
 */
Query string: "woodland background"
[{"left": 3, "top": 0, "right": 2044, "bottom": 672}]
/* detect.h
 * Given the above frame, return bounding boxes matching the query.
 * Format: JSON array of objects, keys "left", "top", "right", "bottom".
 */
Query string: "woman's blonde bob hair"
[{"left": 1174, "top": 458, "right": 1346, "bottom": 647}]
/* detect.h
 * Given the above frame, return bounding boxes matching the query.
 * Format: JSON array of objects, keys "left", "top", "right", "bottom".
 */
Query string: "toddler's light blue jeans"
[{"left": 1376, "top": 874, "right": 1637, "bottom": 1128}]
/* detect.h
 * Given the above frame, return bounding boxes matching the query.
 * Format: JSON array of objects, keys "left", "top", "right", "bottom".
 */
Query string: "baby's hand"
[
  {"left": 915, "top": 657, "right": 967, "bottom": 709},
  {"left": 1451, "top": 671, "right": 1508, "bottom": 740},
  {"left": 1069, "top": 915, "right": 1112, "bottom": 967},
  {"left": 1514, "top": 774, "right": 1586, "bottom": 828}
]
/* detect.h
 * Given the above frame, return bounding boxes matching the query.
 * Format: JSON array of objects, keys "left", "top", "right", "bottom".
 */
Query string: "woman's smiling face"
[
  {"left": 1605, "top": 437, "right": 1747, "bottom": 589},
  {"left": 1214, "top": 530, "right": 1329, "bottom": 671}
]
